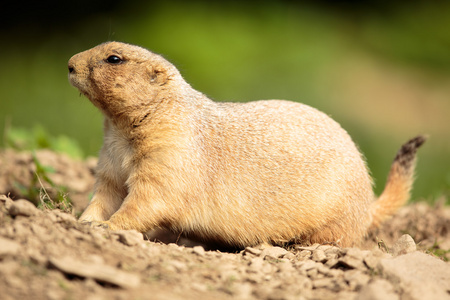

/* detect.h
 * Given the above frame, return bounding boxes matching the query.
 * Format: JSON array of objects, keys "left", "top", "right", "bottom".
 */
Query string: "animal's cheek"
[
  {"left": 88, "top": 71, "right": 112, "bottom": 91},
  {"left": 113, "top": 75, "right": 128, "bottom": 87}
]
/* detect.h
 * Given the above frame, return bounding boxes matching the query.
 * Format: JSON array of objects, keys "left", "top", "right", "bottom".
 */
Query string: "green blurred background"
[{"left": 1, "top": 0, "right": 449, "bottom": 202}]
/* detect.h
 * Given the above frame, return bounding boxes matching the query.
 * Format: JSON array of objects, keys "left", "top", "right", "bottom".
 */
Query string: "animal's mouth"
[
  {"left": 68, "top": 72, "right": 89, "bottom": 97},
  {"left": 68, "top": 73, "right": 80, "bottom": 88}
]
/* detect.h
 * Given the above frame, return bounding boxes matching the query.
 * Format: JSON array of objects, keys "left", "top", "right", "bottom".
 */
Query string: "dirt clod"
[
  {"left": 8, "top": 199, "right": 40, "bottom": 217},
  {"left": 114, "top": 230, "right": 144, "bottom": 247}
]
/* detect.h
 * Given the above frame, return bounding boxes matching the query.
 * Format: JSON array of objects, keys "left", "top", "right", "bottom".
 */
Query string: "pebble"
[
  {"left": 297, "top": 250, "right": 312, "bottom": 260},
  {"left": 49, "top": 256, "right": 141, "bottom": 289},
  {"left": 391, "top": 234, "right": 416, "bottom": 256},
  {"left": 312, "top": 249, "right": 327, "bottom": 262},
  {"left": 325, "top": 257, "right": 339, "bottom": 268},
  {"left": 338, "top": 248, "right": 367, "bottom": 270},
  {"left": 113, "top": 230, "right": 144, "bottom": 246},
  {"left": 0, "top": 237, "right": 20, "bottom": 256},
  {"left": 243, "top": 246, "right": 262, "bottom": 256},
  {"left": 294, "top": 243, "right": 321, "bottom": 251},
  {"left": 298, "top": 260, "right": 318, "bottom": 271},
  {"left": 260, "top": 246, "right": 288, "bottom": 260},
  {"left": 283, "top": 252, "right": 296, "bottom": 260},
  {"left": 192, "top": 245, "right": 206, "bottom": 256}
]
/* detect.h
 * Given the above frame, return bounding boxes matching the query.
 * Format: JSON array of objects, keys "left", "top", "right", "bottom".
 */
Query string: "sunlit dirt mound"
[{"left": 0, "top": 149, "right": 448, "bottom": 300}]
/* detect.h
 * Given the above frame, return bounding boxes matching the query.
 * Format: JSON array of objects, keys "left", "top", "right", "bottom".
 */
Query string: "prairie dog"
[{"left": 68, "top": 42, "right": 425, "bottom": 248}]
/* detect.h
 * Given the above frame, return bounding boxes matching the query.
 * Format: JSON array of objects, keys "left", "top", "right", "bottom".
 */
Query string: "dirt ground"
[{"left": 0, "top": 149, "right": 449, "bottom": 300}]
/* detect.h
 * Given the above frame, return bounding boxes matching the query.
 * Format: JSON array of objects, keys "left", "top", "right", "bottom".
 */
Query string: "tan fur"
[{"left": 68, "top": 42, "right": 425, "bottom": 248}]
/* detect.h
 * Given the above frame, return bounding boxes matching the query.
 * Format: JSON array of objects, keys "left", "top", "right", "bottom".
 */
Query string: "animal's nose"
[{"left": 68, "top": 64, "right": 75, "bottom": 74}]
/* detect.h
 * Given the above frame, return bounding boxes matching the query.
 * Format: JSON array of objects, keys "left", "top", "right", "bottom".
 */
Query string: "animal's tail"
[{"left": 370, "top": 135, "right": 427, "bottom": 229}]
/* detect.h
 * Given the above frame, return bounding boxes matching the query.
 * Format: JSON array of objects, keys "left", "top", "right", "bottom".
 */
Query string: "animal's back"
[{"left": 188, "top": 99, "right": 374, "bottom": 247}]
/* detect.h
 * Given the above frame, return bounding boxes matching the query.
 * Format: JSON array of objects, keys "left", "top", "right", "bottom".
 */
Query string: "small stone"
[
  {"left": 391, "top": 234, "right": 416, "bottom": 256},
  {"left": 316, "top": 263, "right": 331, "bottom": 275},
  {"left": 298, "top": 260, "right": 318, "bottom": 271},
  {"left": 113, "top": 230, "right": 143, "bottom": 246},
  {"left": 243, "top": 246, "right": 262, "bottom": 257},
  {"left": 260, "top": 246, "right": 288, "bottom": 260},
  {"left": 326, "top": 268, "right": 344, "bottom": 278},
  {"left": 192, "top": 245, "right": 205, "bottom": 256},
  {"left": 325, "top": 258, "right": 339, "bottom": 268},
  {"left": 316, "top": 245, "right": 334, "bottom": 251},
  {"left": 338, "top": 248, "right": 366, "bottom": 270},
  {"left": 312, "top": 249, "right": 327, "bottom": 262},
  {"left": 294, "top": 243, "right": 320, "bottom": 251},
  {"left": 8, "top": 199, "right": 39, "bottom": 217},
  {"left": 324, "top": 246, "right": 342, "bottom": 257},
  {"left": 297, "top": 250, "right": 312, "bottom": 260},
  {"left": 283, "top": 252, "right": 296, "bottom": 260},
  {"left": 49, "top": 256, "right": 141, "bottom": 288},
  {"left": 0, "top": 237, "right": 20, "bottom": 256}
]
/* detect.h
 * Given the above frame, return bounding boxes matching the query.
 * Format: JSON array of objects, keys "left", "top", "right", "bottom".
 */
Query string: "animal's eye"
[{"left": 106, "top": 55, "right": 123, "bottom": 64}]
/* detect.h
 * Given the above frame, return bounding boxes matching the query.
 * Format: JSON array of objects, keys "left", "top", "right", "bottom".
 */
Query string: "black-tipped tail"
[{"left": 370, "top": 135, "right": 426, "bottom": 228}]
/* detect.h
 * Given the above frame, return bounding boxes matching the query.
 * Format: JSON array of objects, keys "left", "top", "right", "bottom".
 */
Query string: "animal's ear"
[{"left": 147, "top": 65, "right": 168, "bottom": 86}]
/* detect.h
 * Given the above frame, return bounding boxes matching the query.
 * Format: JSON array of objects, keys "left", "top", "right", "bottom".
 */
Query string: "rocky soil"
[{"left": 0, "top": 149, "right": 449, "bottom": 300}]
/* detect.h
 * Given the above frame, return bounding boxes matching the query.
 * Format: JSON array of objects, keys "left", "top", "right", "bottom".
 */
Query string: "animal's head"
[{"left": 68, "top": 41, "right": 181, "bottom": 121}]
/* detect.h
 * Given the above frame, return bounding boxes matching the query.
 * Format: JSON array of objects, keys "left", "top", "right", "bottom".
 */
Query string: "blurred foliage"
[
  {"left": 4, "top": 124, "right": 84, "bottom": 159},
  {"left": 1, "top": 0, "right": 449, "bottom": 202}
]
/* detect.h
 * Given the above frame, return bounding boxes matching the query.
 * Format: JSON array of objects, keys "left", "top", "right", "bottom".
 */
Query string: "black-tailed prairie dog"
[{"left": 68, "top": 41, "right": 425, "bottom": 248}]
